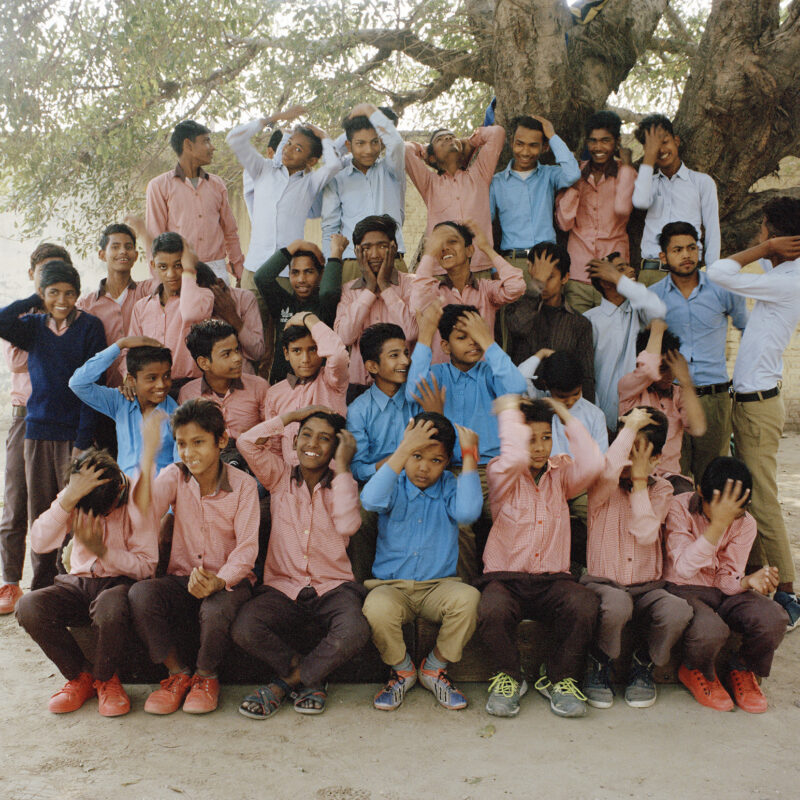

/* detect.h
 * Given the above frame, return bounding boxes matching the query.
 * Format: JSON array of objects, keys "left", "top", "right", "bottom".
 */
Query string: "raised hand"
[
  {"left": 454, "top": 310, "right": 493, "bottom": 351},
  {"left": 620, "top": 406, "right": 654, "bottom": 433},
  {"left": 142, "top": 409, "right": 167, "bottom": 460},
  {"left": 73, "top": 509, "right": 107, "bottom": 558},
  {"left": 423, "top": 226, "right": 452, "bottom": 261},
  {"left": 664, "top": 350, "right": 692, "bottom": 385},
  {"left": 587, "top": 258, "right": 622, "bottom": 286},
  {"left": 642, "top": 124, "right": 665, "bottom": 167},
  {"left": 543, "top": 396, "right": 570, "bottom": 424},
  {"left": 629, "top": 436, "right": 655, "bottom": 483},
  {"left": 707, "top": 479, "right": 750, "bottom": 531},
  {"left": 412, "top": 375, "right": 446, "bottom": 415},
  {"left": 531, "top": 115, "right": 555, "bottom": 140},
  {"left": 115, "top": 335, "right": 163, "bottom": 350},
  {"left": 281, "top": 404, "right": 334, "bottom": 427},
  {"left": 329, "top": 234, "right": 349, "bottom": 261},
  {"left": 416, "top": 299, "right": 444, "bottom": 346},
  {"left": 529, "top": 249, "right": 560, "bottom": 285},
  {"left": 767, "top": 236, "right": 800, "bottom": 262},
  {"left": 334, "top": 429, "right": 357, "bottom": 471},
  {"left": 376, "top": 241, "right": 398, "bottom": 293},
  {"left": 61, "top": 463, "right": 112, "bottom": 512},
  {"left": 464, "top": 218, "right": 493, "bottom": 256},
  {"left": 286, "top": 239, "right": 325, "bottom": 265}
]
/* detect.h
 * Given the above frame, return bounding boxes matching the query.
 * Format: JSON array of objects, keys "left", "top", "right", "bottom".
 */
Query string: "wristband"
[
  {"left": 461, "top": 445, "right": 480, "bottom": 464},
  {"left": 302, "top": 312, "right": 314, "bottom": 327}
]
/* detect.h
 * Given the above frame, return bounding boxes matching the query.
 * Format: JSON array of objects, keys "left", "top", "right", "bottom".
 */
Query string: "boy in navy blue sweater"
[{"left": 0, "top": 261, "right": 107, "bottom": 589}]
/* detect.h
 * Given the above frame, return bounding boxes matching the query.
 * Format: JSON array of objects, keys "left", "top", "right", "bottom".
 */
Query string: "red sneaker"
[
  {"left": 144, "top": 672, "right": 192, "bottom": 715},
  {"left": 182, "top": 674, "right": 220, "bottom": 714},
  {"left": 0, "top": 583, "right": 23, "bottom": 614},
  {"left": 48, "top": 672, "right": 96, "bottom": 714},
  {"left": 728, "top": 669, "right": 768, "bottom": 714},
  {"left": 94, "top": 674, "right": 131, "bottom": 717},
  {"left": 678, "top": 664, "right": 734, "bottom": 711}
]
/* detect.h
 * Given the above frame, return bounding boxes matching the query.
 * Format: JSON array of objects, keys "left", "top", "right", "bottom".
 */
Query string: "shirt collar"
[
  {"left": 291, "top": 464, "right": 334, "bottom": 489},
  {"left": 665, "top": 269, "right": 708, "bottom": 294},
  {"left": 580, "top": 158, "right": 619, "bottom": 181},
  {"left": 200, "top": 375, "right": 245, "bottom": 395},
  {"left": 47, "top": 307, "right": 79, "bottom": 328},
  {"left": 350, "top": 268, "right": 399, "bottom": 290},
  {"left": 502, "top": 160, "right": 540, "bottom": 179},
  {"left": 173, "top": 163, "right": 209, "bottom": 181},
  {"left": 441, "top": 271, "right": 478, "bottom": 291},
  {"left": 657, "top": 162, "right": 689, "bottom": 181},
  {"left": 342, "top": 154, "right": 384, "bottom": 176},
  {"left": 177, "top": 460, "right": 233, "bottom": 493},
  {"left": 96, "top": 277, "right": 137, "bottom": 299}
]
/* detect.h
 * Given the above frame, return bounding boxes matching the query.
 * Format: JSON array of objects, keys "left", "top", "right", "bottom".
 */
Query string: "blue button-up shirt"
[
  {"left": 406, "top": 342, "right": 527, "bottom": 465},
  {"left": 68, "top": 344, "right": 179, "bottom": 475},
  {"left": 550, "top": 396, "right": 609, "bottom": 456},
  {"left": 361, "top": 464, "right": 482, "bottom": 580},
  {"left": 651, "top": 270, "right": 748, "bottom": 386},
  {"left": 347, "top": 383, "right": 420, "bottom": 483},
  {"left": 490, "top": 135, "right": 580, "bottom": 250}
]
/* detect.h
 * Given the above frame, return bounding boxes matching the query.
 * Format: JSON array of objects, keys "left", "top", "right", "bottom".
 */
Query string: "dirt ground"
[{"left": 1, "top": 434, "right": 799, "bottom": 800}]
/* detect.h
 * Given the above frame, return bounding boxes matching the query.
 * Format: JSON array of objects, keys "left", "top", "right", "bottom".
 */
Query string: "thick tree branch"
[
  {"left": 649, "top": 35, "right": 697, "bottom": 55},
  {"left": 605, "top": 104, "right": 647, "bottom": 123}
]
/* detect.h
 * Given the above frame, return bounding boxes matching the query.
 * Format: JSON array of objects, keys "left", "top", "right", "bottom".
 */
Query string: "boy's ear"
[
  {"left": 673, "top": 135, "right": 681, "bottom": 148},
  {"left": 36, "top": 285, "right": 46, "bottom": 299},
  {"left": 345, "top": 140, "right": 353, "bottom": 154},
  {"left": 542, "top": 140, "right": 551, "bottom": 154},
  {"left": 659, "top": 251, "right": 667, "bottom": 266},
  {"left": 559, "top": 272, "right": 569, "bottom": 287},
  {"left": 217, "top": 432, "right": 229, "bottom": 451},
  {"left": 196, "top": 355, "right": 211, "bottom": 373},
  {"left": 266, "top": 147, "right": 276, "bottom": 158},
  {"left": 28, "top": 267, "right": 35, "bottom": 282},
  {"left": 98, "top": 248, "right": 107, "bottom": 263},
  {"left": 466, "top": 244, "right": 475, "bottom": 260},
  {"left": 440, "top": 339, "right": 452, "bottom": 355},
  {"left": 364, "top": 359, "right": 380, "bottom": 379}
]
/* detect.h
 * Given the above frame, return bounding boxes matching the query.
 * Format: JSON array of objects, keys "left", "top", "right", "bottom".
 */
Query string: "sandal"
[
  {"left": 238, "top": 679, "right": 293, "bottom": 720},
  {"left": 293, "top": 684, "right": 328, "bottom": 715}
]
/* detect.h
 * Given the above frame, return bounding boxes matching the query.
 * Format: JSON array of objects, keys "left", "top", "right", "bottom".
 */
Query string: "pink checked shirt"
[
  {"left": 178, "top": 374, "right": 267, "bottom": 440},
  {"left": 31, "top": 483, "right": 157, "bottom": 581},
  {"left": 618, "top": 350, "right": 691, "bottom": 477},
  {"left": 483, "top": 409, "right": 604, "bottom": 575},
  {"left": 4, "top": 341, "right": 31, "bottom": 406},
  {"left": 146, "top": 164, "right": 245, "bottom": 279},
  {"left": 238, "top": 416, "right": 361, "bottom": 599},
  {"left": 151, "top": 461, "right": 259, "bottom": 588},
  {"left": 405, "top": 126, "right": 506, "bottom": 272},
  {"left": 221, "top": 287, "right": 266, "bottom": 371},
  {"left": 411, "top": 252, "right": 526, "bottom": 363},
  {"left": 663, "top": 492, "right": 754, "bottom": 596},
  {"left": 586, "top": 426, "right": 674, "bottom": 584},
  {"left": 555, "top": 162, "right": 636, "bottom": 283},
  {"left": 334, "top": 271, "right": 417, "bottom": 385}
]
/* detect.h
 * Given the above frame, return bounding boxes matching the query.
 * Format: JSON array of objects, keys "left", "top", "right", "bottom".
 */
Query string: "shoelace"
[
  {"left": 730, "top": 670, "right": 759, "bottom": 694},
  {"left": 162, "top": 673, "right": 190, "bottom": 693},
  {"left": 553, "top": 677, "right": 588, "bottom": 701},
  {"left": 96, "top": 677, "right": 126, "bottom": 698},
  {"left": 629, "top": 658, "right": 653, "bottom": 686},
  {"left": 190, "top": 675, "right": 215, "bottom": 693},
  {"left": 488, "top": 672, "right": 519, "bottom": 698}
]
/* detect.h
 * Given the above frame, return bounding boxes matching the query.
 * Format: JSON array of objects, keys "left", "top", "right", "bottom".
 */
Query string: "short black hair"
[
  {"left": 590, "top": 251, "right": 625, "bottom": 294},
  {"left": 282, "top": 324, "right": 314, "bottom": 349},
  {"left": 67, "top": 448, "right": 126, "bottom": 515},
  {"left": 510, "top": 115, "right": 546, "bottom": 140},
  {"left": 659, "top": 221, "right": 698, "bottom": 252},
  {"left": 527, "top": 241, "right": 570, "bottom": 278},
  {"left": 634, "top": 113, "right": 674, "bottom": 145},
  {"left": 98, "top": 223, "right": 136, "bottom": 251},
  {"left": 127, "top": 345, "right": 173, "bottom": 378},
  {"left": 343, "top": 115, "right": 375, "bottom": 142},
  {"left": 291, "top": 250, "right": 324, "bottom": 271},
  {"left": 194, "top": 261, "right": 218, "bottom": 289},
  {"left": 39, "top": 260, "right": 80, "bottom": 293},
  {"left": 411, "top": 411, "right": 456, "bottom": 458},
  {"left": 30, "top": 243, "right": 72, "bottom": 270},
  {"left": 438, "top": 303, "right": 479, "bottom": 341},
  {"left": 433, "top": 220, "right": 473, "bottom": 247},
  {"left": 619, "top": 405, "right": 669, "bottom": 456},
  {"left": 762, "top": 196, "right": 800, "bottom": 237},
  {"left": 352, "top": 214, "right": 397, "bottom": 246},
  {"left": 295, "top": 126, "right": 323, "bottom": 159},
  {"left": 360, "top": 323, "right": 407, "bottom": 368},
  {"left": 298, "top": 410, "right": 346, "bottom": 439},
  {"left": 267, "top": 128, "right": 283, "bottom": 152},
  {"left": 171, "top": 398, "right": 226, "bottom": 441},
  {"left": 585, "top": 110, "right": 621, "bottom": 139},
  {"left": 186, "top": 319, "right": 238, "bottom": 364},
  {"left": 170, "top": 120, "right": 211, "bottom": 156},
  {"left": 700, "top": 456, "right": 752, "bottom": 501},
  {"left": 636, "top": 326, "right": 681, "bottom": 355},
  {"left": 520, "top": 398, "right": 554, "bottom": 425},
  {"left": 539, "top": 351, "right": 583, "bottom": 394},
  {"left": 152, "top": 231, "right": 183, "bottom": 258},
  {"left": 379, "top": 106, "right": 399, "bottom": 124}
]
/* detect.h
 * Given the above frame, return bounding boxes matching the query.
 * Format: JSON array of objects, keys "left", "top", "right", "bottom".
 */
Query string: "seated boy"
[
  {"left": 477, "top": 395, "right": 604, "bottom": 718},
  {"left": 581, "top": 407, "right": 692, "bottom": 709},
  {"left": 233, "top": 407, "right": 369, "bottom": 718},
  {"left": 0, "top": 260, "right": 107, "bottom": 590},
  {"left": 618, "top": 319, "right": 706, "bottom": 493},
  {"left": 361, "top": 413, "right": 482, "bottom": 710},
  {"left": 129, "top": 399, "right": 259, "bottom": 715},
  {"left": 664, "top": 458, "right": 787, "bottom": 713},
  {"left": 335, "top": 215, "right": 417, "bottom": 394},
  {"left": 265, "top": 312, "right": 349, "bottom": 465},
  {"left": 16, "top": 439, "right": 158, "bottom": 716},
  {"left": 69, "top": 338, "right": 177, "bottom": 476}
]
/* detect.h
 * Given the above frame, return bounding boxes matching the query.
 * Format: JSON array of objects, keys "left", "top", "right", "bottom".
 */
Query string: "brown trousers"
[{"left": 0, "top": 414, "right": 27, "bottom": 583}]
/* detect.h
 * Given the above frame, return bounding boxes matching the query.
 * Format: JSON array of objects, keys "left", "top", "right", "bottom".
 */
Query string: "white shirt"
[
  {"left": 226, "top": 120, "right": 342, "bottom": 271},
  {"left": 584, "top": 276, "right": 667, "bottom": 430},
  {"left": 632, "top": 163, "right": 720, "bottom": 263},
  {"left": 707, "top": 257, "right": 800, "bottom": 393}
]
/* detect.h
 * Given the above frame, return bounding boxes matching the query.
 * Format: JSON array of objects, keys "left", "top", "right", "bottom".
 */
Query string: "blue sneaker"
[
  {"left": 774, "top": 591, "right": 800, "bottom": 631},
  {"left": 373, "top": 666, "right": 417, "bottom": 711},
  {"left": 418, "top": 657, "right": 468, "bottom": 710}
]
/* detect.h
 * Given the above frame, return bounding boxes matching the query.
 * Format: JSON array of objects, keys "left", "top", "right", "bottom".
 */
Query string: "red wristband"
[{"left": 461, "top": 445, "right": 480, "bottom": 464}]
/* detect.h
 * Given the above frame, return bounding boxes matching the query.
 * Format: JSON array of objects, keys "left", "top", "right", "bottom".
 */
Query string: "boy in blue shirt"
[
  {"left": 361, "top": 412, "right": 482, "bottom": 711},
  {"left": 69, "top": 337, "right": 178, "bottom": 476}
]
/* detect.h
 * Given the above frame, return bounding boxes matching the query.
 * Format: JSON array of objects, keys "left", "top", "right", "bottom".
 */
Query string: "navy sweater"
[{"left": 0, "top": 295, "right": 107, "bottom": 447}]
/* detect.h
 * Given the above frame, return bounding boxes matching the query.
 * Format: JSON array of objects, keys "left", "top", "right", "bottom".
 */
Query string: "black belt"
[
  {"left": 733, "top": 387, "right": 779, "bottom": 403},
  {"left": 640, "top": 258, "right": 667, "bottom": 271},
  {"left": 502, "top": 249, "right": 532, "bottom": 258},
  {"left": 695, "top": 381, "right": 731, "bottom": 397}
]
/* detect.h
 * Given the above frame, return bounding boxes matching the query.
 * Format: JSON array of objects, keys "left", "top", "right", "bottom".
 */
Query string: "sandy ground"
[{"left": 1, "top": 434, "right": 799, "bottom": 800}]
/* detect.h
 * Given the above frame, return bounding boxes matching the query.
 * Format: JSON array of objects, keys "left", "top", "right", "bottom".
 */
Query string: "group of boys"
[{"left": 1, "top": 101, "right": 799, "bottom": 723}]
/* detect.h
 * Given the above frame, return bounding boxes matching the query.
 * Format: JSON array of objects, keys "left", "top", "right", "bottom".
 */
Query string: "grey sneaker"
[
  {"left": 583, "top": 653, "right": 614, "bottom": 709},
  {"left": 625, "top": 651, "right": 657, "bottom": 708},
  {"left": 486, "top": 672, "right": 528, "bottom": 717},
  {"left": 535, "top": 666, "right": 588, "bottom": 718}
]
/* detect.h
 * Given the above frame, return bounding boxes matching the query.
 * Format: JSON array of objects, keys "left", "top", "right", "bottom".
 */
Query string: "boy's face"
[
  {"left": 436, "top": 225, "right": 473, "bottom": 271},
  {"left": 152, "top": 250, "right": 183, "bottom": 295},
  {"left": 289, "top": 256, "right": 321, "bottom": 300},
  {"left": 28, "top": 256, "right": 63, "bottom": 290},
  {"left": 203, "top": 334, "right": 243, "bottom": 380},
  {"left": 652, "top": 130, "right": 681, "bottom": 172},
  {"left": 39, "top": 281, "right": 78, "bottom": 322},
  {"left": 527, "top": 421, "right": 553, "bottom": 471},
  {"left": 656, "top": 357, "right": 675, "bottom": 390},
  {"left": 295, "top": 416, "right": 337, "bottom": 471},
  {"left": 404, "top": 439, "right": 449, "bottom": 490},
  {"left": 660, "top": 235, "right": 699, "bottom": 276},
  {"left": 367, "top": 338, "right": 410, "bottom": 387},
  {"left": 358, "top": 230, "right": 394, "bottom": 275},
  {"left": 512, "top": 126, "right": 547, "bottom": 171},
  {"left": 185, "top": 133, "right": 215, "bottom": 166},
  {"left": 282, "top": 131, "right": 318, "bottom": 172},
  {"left": 620, "top": 432, "right": 660, "bottom": 480},
  {"left": 284, "top": 333, "right": 323, "bottom": 380},
  {"left": 348, "top": 127, "right": 381, "bottom": 171},
  {"left": 442, "top": 323, "right": 483, "bottom": 371},
  {"left": 586, "top": 128, "right": 617, "bottom": 168},
  {"left": 529, "top": 259, "right": 568, "bottom": 304},
  {"left": 174, "top": 421, "right": 227, "bottom": 478},
  {"left": 597, "top": 255, "right": 635, "bottom": 295},
  {"left": 99, "top": 233, "right": 138, "bottom": 275},
  {"left": 550, "top": 386, "right": 582, "bottom": 409},
  {"left": 132, "top": 360, "right": 172, "bottom": 407},
  {"left": 430, "top": 131, "right": 460, "bottom": 165}
]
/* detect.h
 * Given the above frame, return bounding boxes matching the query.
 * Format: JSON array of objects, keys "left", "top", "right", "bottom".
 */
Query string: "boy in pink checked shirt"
[
  {"left": 411, "top": 221, "right": 525, "bottom": 363},
  {"left": 665, "top": 457, "right": 786, "bottom": 714},
  {"left": 476, "top": 395, "right": 604, "bottom": 719},
  {"left": 129, "top": 399, "right": 259, "bottom": 716},
  {"left": 266, "top": 311, "right": 349, "bottom": 465},
  {"left": 580, "top": 406, "right": 692, "bottom": 710},
  {"left": 233, "top": 407, "right": 369, "bottom": 718},
  {"left": 16, "top": 443, "right": 157, "bottom": 718},
  {"left": 618, "top": 319, "right": 706, "bottom": 493}
]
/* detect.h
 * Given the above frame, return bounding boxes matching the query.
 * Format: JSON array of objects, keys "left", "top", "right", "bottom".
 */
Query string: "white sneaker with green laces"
[
  {"left": 534, "top": 666, "right": 588, "bottom": 717},
  {"left": 486, "top": 672, "right": 528, "bottom": 717}
]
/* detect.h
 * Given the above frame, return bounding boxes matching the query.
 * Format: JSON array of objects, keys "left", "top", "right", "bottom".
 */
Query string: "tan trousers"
[
  {"left": 564, "top": 280, "right": 602, "bottom": 314},
  {"left": 637, "top": 267, "right": 668, "bottom": 287},
  {"left": 732, "top": 393, "right": 794, "bottom": 583},
  {"left": 341, "top": 255, "right": 408, "bottom": 284},
  {"left": 240, "top": 268, "right": 274, "bottom": 379},
  {"left": 680, "top": 390, "right": 731, "bottom": 483},
  {"left": 362, "top": 577, "right": 480, "bottom": 665}
]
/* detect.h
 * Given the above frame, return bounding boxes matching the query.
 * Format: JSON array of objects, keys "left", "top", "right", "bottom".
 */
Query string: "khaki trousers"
[
  {"left": 637, "top": 267, "right": 668, "bottom": 287},
  {"left": 564, "top": 280, "right": 602, "bottom": 314},
  {"left": 680, "top": 390, "right": 731, "bottom": 483}
]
